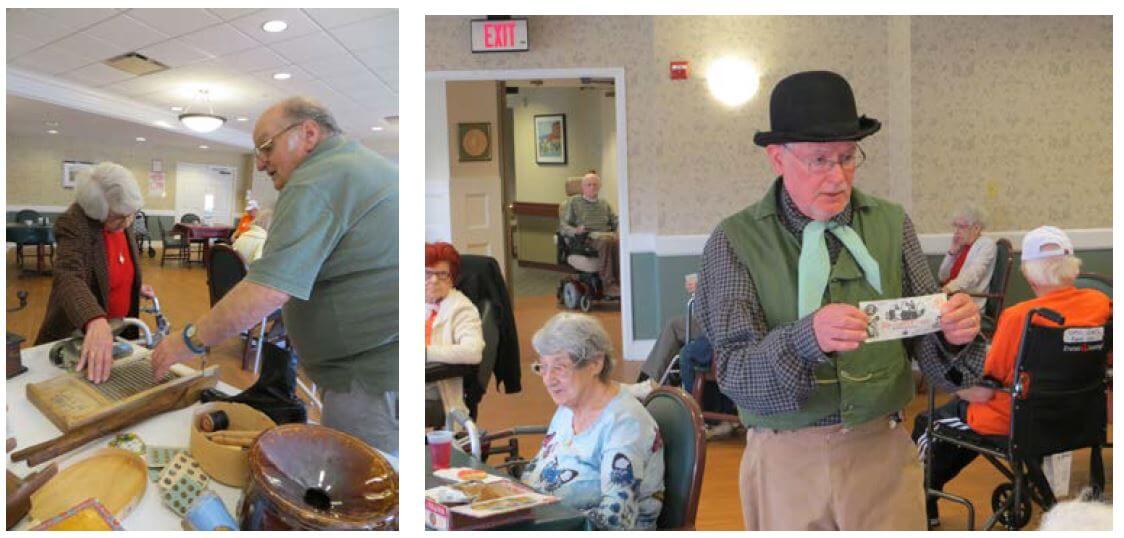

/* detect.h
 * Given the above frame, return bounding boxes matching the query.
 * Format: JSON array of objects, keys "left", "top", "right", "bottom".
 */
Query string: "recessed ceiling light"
[
  {"left": 272, "top": 72, "right": 291, "bottom": 80},
  {"left": 136, "top": 137, "right": 147, "bottom": 142},
  {"left": 236, "top": 116, "right": 249, "bottom": 122},
  {"left": 170, "top": 106, "right": 184, "bottom": 112},
  {"left": 262, "top": 20, "right": 288, "bottom": 33},
  {"left": 46, "top": 129, "right": 59, "bottom": 134},
  {"left": 198, "top": 145, "right": 209, "bottom": 150},
  {"left": 153, "top": 120, "right": 173, "bottom": 129},
  {"left": 371, "top": 126, "right": 384, "bottom": 131}
]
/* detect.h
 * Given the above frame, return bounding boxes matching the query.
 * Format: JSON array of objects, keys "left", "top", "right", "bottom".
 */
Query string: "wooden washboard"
[{"left": 27, "top": 352, "right": 219, "bottom": 432}]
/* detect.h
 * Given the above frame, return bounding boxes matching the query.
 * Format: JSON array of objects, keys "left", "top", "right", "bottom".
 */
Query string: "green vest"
[{"left": 719, "top": 179, "right": 914, "bottom": 429}]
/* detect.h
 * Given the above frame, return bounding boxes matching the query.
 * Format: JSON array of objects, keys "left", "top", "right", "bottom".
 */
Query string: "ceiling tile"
[
  {"left": 126, "top": 9, "right": 223, "bottom": 36},
  {"left": 352, "top": 45, "right": 397, "bottom": 71},
  {"left": 299, "top": 54, "right": 368, "bottom": 79},
  {"left": 180, "top": 23, "right": 259, "bottom": 57},
  {"left": 338, "top": 85, "right": 396, "bottom": 109},
  {"left": 28, "top": 8, "right": 120, "bottom": 32},
  {"left": 7, "top": 34, "right": 42, "bottom": 60},
  {"left": 374, "top": 70, "right": 398, "bottom": 93},
  {"left": 104, "top": 73, "right": 175, "bottom": 97},
  {"left": 252, "top": 65, "right": 315, "bottom": 86},
  {"left": 138, "top": 39, "right": 213, "bottom": 68},
  {"left": 11, "top": 44, "right": 94, "bottom": 75},
  {"left": 228, "top": 9, "right": 320, "bottom": 45},
  {"left": 303, "top": 8, "right": 393, "bottom": 29},
  {"left": 207, "top": 8, "right": 262, "bottom": 21},
  {"left": 269, "top": 32, "right": 348, "bottom": 65},
  {"left": 54, "top": 33, "right": 130, "bottom": 63},
  {"left": 215, "top": 47, "right": 289, "bottom": 72},
  {"left": 82, "top": 14, "right": 170, "bottom": 52},
  {"left": 321, "top": 72, "right": 383, "bottom": 94},
  {"left": 7, "top": 9, "right": 80, "bottom": 44},
  {"left": 330, "top": 15, "right": 397, "bottom": 51},
  {"left": 63, "top": 63, "right": 136, "bottom": 86}
]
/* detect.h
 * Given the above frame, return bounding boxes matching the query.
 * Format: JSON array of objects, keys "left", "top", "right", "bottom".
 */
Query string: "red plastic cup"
[{"left": 427, "top": 430, "right": 453, "bottom": 469}]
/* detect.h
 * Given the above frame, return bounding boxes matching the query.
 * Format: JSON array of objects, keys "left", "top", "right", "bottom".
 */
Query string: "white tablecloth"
[{"left": 9, "top": 341, "right": 397, "bottom": 530}]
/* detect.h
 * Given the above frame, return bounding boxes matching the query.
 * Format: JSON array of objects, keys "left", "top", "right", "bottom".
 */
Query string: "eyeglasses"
[
  {"left": 253, "top": 121, "right": 304, "bottom": 159},
  {"left": 425, "top": 269, "right": 451, "bottom": 282},
  {"left": 783, "top": 144, "right": 865, "bottom": 174},
  {"left": 530, "top": 361, "right": 576, "bottom": 377}
]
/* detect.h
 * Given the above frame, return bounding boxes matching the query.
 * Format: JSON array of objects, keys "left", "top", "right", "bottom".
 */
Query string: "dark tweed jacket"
[{"left": 34, "top": 203, "right": 142, "bottom": 345}]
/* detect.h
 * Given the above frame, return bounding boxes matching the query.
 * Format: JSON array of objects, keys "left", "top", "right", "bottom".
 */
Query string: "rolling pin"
[
  {"left": 10, "top": 370, "right": 216, "bottom": 467},
  {"left": 205, "top": 430, "right": 261, "bottom": 448}
]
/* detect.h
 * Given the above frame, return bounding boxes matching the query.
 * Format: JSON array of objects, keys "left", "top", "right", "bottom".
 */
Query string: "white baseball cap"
[
  {"left": 245, "top": 199, "right": 260, "bottom": 211},
  {"left": 1021, "top": 226, "right": 1073, "bottom": 261}
]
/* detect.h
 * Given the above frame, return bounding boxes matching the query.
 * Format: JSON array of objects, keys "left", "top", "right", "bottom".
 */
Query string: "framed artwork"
[
  {"left": 534, "top": 113, "right": 567, "bottom": 165},
  {"left": 61, "top": 160, "right": 94, "bottom": 189},
  {"left": 457, "top": 122, "right": 492, "bottom": 162}
]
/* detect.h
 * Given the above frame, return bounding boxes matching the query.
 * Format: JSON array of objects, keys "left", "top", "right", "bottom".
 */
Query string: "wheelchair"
[
  {"left": 923, "top": 307, "right": 1111, "bottom": 530},
  {"left": 554, "top": 231, "right": 619, "bottom": 312}
]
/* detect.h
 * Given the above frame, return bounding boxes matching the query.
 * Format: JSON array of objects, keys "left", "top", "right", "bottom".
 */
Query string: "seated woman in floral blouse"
[{"left": 520, "top": 312, "right": 665, "bottom": 530}]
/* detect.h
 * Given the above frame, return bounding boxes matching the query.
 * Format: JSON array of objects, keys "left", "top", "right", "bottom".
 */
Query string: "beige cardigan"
[{"left": 426, "top": 288, "right": 485, "bottom": 420}]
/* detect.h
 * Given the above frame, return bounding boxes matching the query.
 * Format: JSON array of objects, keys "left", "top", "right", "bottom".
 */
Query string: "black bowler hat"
[{"left": 752, "top": 70, "right": 881, "bottom": 147}]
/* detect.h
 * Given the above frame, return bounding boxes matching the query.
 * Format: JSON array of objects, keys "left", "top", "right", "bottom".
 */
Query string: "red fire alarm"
[{"left": 670, "top": 61, "right": 689, "bottom": 80}]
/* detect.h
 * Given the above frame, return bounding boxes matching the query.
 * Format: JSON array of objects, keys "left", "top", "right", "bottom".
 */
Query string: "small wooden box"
[{"left": 7, "top": 332, "right": 27, "bottom": 379}]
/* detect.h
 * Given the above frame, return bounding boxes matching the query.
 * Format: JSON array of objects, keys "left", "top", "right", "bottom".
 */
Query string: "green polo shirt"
[{"left": 246, "top": 135, "right": 399, "bottom": 393}]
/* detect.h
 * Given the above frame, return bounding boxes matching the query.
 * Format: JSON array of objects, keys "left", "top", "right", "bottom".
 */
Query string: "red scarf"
[{"left": 943, "top": 242, "right": 972, "bottom": 285}]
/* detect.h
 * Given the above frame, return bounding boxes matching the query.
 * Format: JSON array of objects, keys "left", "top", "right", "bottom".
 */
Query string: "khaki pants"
[
  {"left": 739, "top": 417, "right": 926, "bottom": 530},
  {"left": 591, "top": 235, "right": 619, "bottom": 290}
]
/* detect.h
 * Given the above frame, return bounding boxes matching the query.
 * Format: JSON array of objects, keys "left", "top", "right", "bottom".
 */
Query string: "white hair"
[
  {"left": 1037, "top": 488, "right": 1112, "bottom": 530},
  {"left": 952, "top": 205, "right": 988, "bottom": 228},
  {"left": 279, "top": 96, "right": 341, "bottom": 135},
  {"left": 1021, "top": 254, "right": 1082, "bottom": 288},
  {"left": 532, "top": 312, "right": 616, "bottom": 382},
  {"left": 75, "top": 162, "right": 143, "bottom": 222}
]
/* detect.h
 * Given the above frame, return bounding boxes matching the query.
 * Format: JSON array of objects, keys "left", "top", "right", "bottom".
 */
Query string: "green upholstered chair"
[
  {"left": 970, "top": 238, "right": 1014, "bottom": 338},
  {"left": 644, "top": 386, "right": 706, "bottom": 530}
]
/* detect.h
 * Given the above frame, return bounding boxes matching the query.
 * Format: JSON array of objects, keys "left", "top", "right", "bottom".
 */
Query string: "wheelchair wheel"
[
  {"left": 991, "top": 483, "right": 1032, "bottom": 529},
  {"left": 562, "top": 281, "right": 582, "bottom": 310},
  {"left": 579, "top": 294, "right": 592, "bottom": 312}
]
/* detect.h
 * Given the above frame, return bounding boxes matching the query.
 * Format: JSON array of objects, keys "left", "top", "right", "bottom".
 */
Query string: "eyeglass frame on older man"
[
  {"left": 782, "top": 143, "right": 866, "bottom": 174},
  {"left": 253, "top": 120, "right": 306, "bottom": 159}
]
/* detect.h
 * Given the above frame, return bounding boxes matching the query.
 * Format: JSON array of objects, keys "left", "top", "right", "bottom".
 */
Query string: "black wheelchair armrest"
[{"left": 426, "top": 362, "right": 478, "bottom": 382}]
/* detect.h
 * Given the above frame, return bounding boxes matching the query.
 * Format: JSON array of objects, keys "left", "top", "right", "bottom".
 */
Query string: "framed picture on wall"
[
  {"left": 61, "top": 160, "right": 94, "bottom": 189},
  {"left": 534, "top": 113, "right": 567, "bottom": 164},
  {"left": 457, "top": 122, "right": 492, "bottom": 162}
]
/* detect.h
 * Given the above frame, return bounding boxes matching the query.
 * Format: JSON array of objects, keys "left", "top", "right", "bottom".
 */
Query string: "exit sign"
[{"left": 471, "top": 19, "right": 529, "bottom": 53}]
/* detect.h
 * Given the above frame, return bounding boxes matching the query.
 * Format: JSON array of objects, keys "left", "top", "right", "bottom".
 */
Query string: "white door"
[
  {"left": 175, "top": 163, "right": 236, "bottom": 225},
  {"left": 445, "top": 80, "right": 506, "bottom": 273}
]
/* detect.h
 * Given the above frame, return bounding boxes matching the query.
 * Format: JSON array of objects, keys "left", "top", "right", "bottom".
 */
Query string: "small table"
[
  {"left": 425, "top": 447, "right": 589, "bottom": 530},
  {"left": 6, "top": 223, "right": 55, "bottom": 275},
  {"left": 172, "top": 223, "right": 234, "bottom": 266}
]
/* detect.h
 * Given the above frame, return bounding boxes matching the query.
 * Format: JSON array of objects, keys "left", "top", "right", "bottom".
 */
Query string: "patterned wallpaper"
[{"left": 427, "top": 16, "right": 1111, "bottom": 235}]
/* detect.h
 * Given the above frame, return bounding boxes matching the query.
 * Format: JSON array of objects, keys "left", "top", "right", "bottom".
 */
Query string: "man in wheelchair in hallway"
[
  {"left": 558, "top": 171, "right": 621, "bottom": 300},
  {"left": 911, "top": 226, "right": 1111, "bottom": 528}
]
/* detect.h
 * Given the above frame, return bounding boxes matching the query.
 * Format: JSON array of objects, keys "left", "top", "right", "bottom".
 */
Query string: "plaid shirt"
[{"left": 696, "top": 182, "right": 985, "bottom": 425}]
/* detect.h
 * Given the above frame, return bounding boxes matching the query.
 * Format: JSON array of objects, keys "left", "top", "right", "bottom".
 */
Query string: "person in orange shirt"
[
  {"left": 232, "top": 199, "right": 259, "bottom": 240},
  {"left": 911, "top": 226, "right": 1111, "bottom": 527}
]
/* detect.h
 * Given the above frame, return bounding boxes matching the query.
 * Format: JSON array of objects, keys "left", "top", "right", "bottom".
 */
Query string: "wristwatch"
[{"left": 183, "top": 324, "right": 207, "bottom": 355}]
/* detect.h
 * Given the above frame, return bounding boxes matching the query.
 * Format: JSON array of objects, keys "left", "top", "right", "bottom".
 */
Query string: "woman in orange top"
[{"left": 911, "top": 226, "right": 1111, "bottom": 527}]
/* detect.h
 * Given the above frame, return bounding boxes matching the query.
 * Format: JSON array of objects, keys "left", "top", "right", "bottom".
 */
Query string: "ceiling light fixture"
[
  {"left": 236, "top": 116, "right": 249, "bottom": 122},
  {"left": 198, "top": 145, "right": 209, "bottom": 150},
  {"left": 262, "top": 20, "right": 288, "bottom": 33},
  {"left": 136, "top": 137, "right": 147, "bottom": 142},
  {"left": 272, "top": 72, "right": 291, "bottom": 80},
  {"left": 47, "top": 129, "right": 59, "bottom": 134},
  {"left": 170, "top": 106, "right": 184, "bottom": 112},
  {"left": 178, "top": 89, "right": 226, "bottom": 133},
  {"left": 371, "top": 126, "right": 384, "bottom": 131}
]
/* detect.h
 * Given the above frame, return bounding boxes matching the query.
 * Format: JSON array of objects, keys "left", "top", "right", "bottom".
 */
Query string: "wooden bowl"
[
  {"left": 189, "top": 402, "right": 276, "bottom": 487},
  {"left": 29, "top": 448, "right": 146, "bottom": 523}
]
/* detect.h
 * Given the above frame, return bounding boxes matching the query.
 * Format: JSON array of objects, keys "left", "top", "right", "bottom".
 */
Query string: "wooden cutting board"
[{"left": 29, "top": 448, "right": 147, "bottom": 524}]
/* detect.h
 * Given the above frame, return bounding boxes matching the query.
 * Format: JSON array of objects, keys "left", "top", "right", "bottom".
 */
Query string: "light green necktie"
[{"left": 798, "top": 220, "right": 882, "bottom": 318}]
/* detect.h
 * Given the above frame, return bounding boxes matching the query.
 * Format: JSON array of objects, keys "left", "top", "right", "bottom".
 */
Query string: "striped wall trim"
[{"left": 630, "top": 228, "right": 1112, "bottom": 257}]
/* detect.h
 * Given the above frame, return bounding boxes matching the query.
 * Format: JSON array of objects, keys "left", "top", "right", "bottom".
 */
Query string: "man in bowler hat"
[{"left": 694, "top": 71, "right": 988, "bottom": 530}]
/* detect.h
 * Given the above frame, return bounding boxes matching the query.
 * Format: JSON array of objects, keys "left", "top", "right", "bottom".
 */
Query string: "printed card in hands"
[{"left": 859, "top": 293, "right": 946, "bottom": 342}]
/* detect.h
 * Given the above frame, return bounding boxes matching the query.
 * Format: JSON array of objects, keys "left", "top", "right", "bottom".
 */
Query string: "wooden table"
[
  {"left": 6, "top": 223, "right": 55, "bottom": 275},
  {"left": 172, "top": 223, "right": 233, "bottom": 266},
  {"left": 425, "top": 447, "right": 589, "bottom": 530}
]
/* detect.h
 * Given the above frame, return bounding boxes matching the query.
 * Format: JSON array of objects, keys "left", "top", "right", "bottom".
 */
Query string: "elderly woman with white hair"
[
  {"left": 939, "top": 205, "right": 998, "bottom": 312},
  {"left": 911, "top": 226, "right": 1110, "bottom": 527},
  {"left": 520, "top": 312, "right": 665, "bottom": 530},
  {"left": 35, "top": 162, "right": 155, "bottom": 383}
]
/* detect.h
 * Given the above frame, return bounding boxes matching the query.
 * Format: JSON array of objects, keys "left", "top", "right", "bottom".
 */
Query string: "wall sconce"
[{"left": 707, "top": 56, "right": 759, "bottom": 108}]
